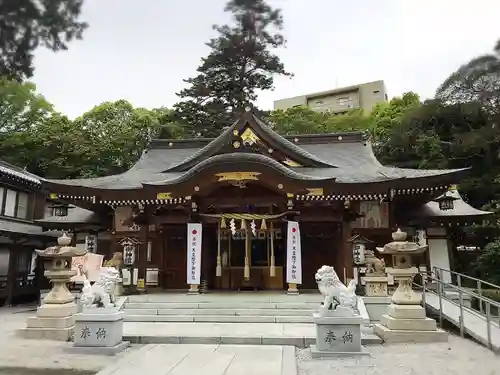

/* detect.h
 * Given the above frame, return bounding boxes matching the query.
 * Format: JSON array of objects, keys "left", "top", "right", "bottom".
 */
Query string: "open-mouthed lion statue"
[
  {"left": 80, "top": 267, "right": 121, "bottom": 308},
  {"left": 315, "top": 265, "right": 358, "bottom": 317}
]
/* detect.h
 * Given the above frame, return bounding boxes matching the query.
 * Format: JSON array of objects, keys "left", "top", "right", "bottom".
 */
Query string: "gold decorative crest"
[
  {"left": 216, "top": 172, "right": 261, "bottom": 182},
  {"left": 240, "top": 128, "right": 260, "bottom": 146},
  {"left": 156, "top": 192, "right": 172, "bottom": 200}
]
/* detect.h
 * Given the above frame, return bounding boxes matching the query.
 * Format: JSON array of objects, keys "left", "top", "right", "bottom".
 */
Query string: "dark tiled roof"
[
  {"left": 0, "top": 160, "right": 41, "bottom": 186},
  {"left": 43, "top": 111, "right": 467, "bottom": 190},
  {"left": 144, "top": 153, "right": 336, "bottom": 186},
  {"left": 0, "top": 219, "right": 61, "bottom": 237}
]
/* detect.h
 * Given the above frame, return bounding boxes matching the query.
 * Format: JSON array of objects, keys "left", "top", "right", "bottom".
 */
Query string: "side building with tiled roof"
[
  {"left": 40, "top": 109, "right": 485, "bottom": 293},
  {"left": 0, "top": 161, "right": 62, "bottom": 305}
]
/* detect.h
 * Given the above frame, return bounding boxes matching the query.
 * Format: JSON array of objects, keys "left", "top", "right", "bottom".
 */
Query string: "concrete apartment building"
[{"left": 273, "top": 80, "right": 388, "bottom": 114}]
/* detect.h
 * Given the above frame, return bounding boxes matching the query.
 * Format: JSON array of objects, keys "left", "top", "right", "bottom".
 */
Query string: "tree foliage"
[
  {"left": 436, "top": 39, "right": 500, "bottom": 116},
  {"left": 0, "top": 79, "right": 182, "bottom": 179},
  {"left": 0, "top": 0, "right": 88, "bottom": 81},
  {"left": 174, "top": 0, "right": 292, "bottom": 137},
  {"left": 474, "top": 239, "right": 500, "bottom": 285}
]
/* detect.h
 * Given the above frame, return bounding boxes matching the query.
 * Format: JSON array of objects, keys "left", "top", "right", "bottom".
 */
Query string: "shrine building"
[{"left": 39, "top": 109, "right": 482, "bottom": 293}]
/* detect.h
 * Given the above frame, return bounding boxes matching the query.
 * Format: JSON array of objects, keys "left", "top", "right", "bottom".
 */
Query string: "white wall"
[{"left": 427, "top": 238, "right": 452, "bottom": 284}]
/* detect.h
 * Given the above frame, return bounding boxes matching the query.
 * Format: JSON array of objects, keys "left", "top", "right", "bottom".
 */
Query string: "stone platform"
[{"left": 95, "top": 344, "right": 296, "bottom": 375}]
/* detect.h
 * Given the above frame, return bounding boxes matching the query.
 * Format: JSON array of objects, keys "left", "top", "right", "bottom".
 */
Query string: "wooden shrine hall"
[{"left": 41, "top": 108, "right": 471, "bottom": 293}]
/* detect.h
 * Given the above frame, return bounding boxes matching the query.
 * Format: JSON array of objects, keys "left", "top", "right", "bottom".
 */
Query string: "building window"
[
  {"left": 373, "top": 90, "right": 380, "bottom": 94},
  {"left": 4, "top": 190, "right": 17, "bottom": 217},
  {"left": 0, "top": 188, "right": 32, "bottom": 219},
  {"left": 338, "top": 96, "right": 351, "bottom": 106},
  {"left": 314, "top": 100, "right": 324, "bottom": 105},
  {"left": 16, "top": 192, "right": 29, "bottom": 219}
]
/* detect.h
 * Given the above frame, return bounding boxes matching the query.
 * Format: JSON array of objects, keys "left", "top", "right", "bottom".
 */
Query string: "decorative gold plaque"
[
  {"left": 306, "top": 188, "right": 324, "bottom": 196},
  {"left": 156, "top": 192, "right": 172, "bottom": 200},
  {"left": 49, "top": 193, "right": 58, "bottom": 200},
  {"left": 215, "top": 172, "right": 261, "bottom": 182}
]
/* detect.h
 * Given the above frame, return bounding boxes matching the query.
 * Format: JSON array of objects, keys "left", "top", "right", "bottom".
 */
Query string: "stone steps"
[
  {"left": 125, "top": 308, "right": 315, "bottom": 316},
  {"left": 125, "top": 314, "right": 314, "bottom": 323},
  {"left": 122, "top": 299, "right": 320, "bottom": 323},
  {"left": 122, "top": 331, "right": 383, "bottom": 347},
  {"left": 125, "top": 302, "right": 319, "bottom": 310}
]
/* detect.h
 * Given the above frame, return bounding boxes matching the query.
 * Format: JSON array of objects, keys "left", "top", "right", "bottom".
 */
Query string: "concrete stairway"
[{"left": 123, "top": 297, "right": 319, "bottom": 323}]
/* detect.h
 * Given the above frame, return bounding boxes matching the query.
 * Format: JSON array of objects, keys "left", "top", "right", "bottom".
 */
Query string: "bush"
[{"left": 474, "top": 239, "right": 500, "bottom": 285}]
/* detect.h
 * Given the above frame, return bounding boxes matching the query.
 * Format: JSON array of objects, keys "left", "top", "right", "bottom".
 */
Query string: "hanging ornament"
[
  {"left": 250, "top": 220, "right": 257, "bottom": 237},
  {"left": 220, "top": 217, "right": 227, "bottom": 229},
  {"left": 229, "top": 218, "right": 236, "bottom": 236},
  {"left": 240, "top": 218, "right": 247, "bottom": 230},
  {"left": 260, "top": 218, "right": 267, "bottom": 230}
]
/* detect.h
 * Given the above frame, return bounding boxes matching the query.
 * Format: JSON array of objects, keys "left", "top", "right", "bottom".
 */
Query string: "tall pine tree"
[
  {"left": 0, "top": 0, "right": 88, "bottom": 81},
  {"left": 173, "top": 0, "right": 292, "bottom": 137}
]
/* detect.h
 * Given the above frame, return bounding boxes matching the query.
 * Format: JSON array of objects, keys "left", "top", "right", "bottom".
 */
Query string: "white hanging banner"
[
  {"left": 187, "top": 223, "right": 202, "bottom": 285},
  {"left": 286, "top": 221, "right": 302, "bottom": 284}
]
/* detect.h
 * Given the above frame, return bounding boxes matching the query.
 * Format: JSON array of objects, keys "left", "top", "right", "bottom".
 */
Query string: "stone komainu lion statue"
[
  {"left": 315, "top": 265, "right": 358, "bottom": 317},
  {"left": 80, "top": 267, "right": 121, "bottom": 308},
  {"left": 363, "top": 250, "right": 386, "bottom": 275}
]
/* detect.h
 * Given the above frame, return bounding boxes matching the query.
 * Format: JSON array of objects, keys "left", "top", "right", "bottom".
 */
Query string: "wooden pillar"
[
  {"left": 138, "top": 224, "right": 148, "bottom": 283},
  {"left": 341, "top": 220, "right": 354, "bottom": 283},
  {"left": 6, "top": 246, "right": 17, "bottom": 306}
]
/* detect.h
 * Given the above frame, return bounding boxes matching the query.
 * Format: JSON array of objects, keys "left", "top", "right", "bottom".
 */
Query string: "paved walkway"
[
  {"left": 297, "top": 334, "right": 500, "bottom": 375},
  {"left": 425, "top": 292, "right": 500, "bottom": 351},
  {"left": 96, "top": 344, "right": 295, "bottom": 375},
  {"left": 0, "top": 307, "right": 132, "bottom": 373}
]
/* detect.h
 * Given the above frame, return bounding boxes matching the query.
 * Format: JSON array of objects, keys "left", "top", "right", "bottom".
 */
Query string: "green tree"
[
  {"left": 436, "top": 39, "right": 500, "bottom": 116},
  {"left": 0, "top": 0, "right": 88, "bottom": 81},
  {"left": 0, "top": 78, "right": 53, "bottom": 133},
  {"left": 474, "top": 239, "right": 500, "bottom": 285},
  {"left": 174, "top": 0, "right": 292, "bottom": 137},
  {"left": 0, "top": 78, "right": 54, "bottom": 167},
  {"left": 70, "top": 100, "right": 163, "bottom": 177},
  {"left": 267, "top": 106, "right": 372, "bottom": 135}
]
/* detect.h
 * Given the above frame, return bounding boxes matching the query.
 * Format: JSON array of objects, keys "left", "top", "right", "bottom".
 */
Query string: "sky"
[{"left": 32, "top": 0, "right": 500, "bottom": 119}]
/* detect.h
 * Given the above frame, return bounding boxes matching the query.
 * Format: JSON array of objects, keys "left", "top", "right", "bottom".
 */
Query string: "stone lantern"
[
  {"left": 18, "top": 233, "right": 88, "bottom": 341},
  {"left": 373, "top": 229, "right": 447, "bottom": 343}
]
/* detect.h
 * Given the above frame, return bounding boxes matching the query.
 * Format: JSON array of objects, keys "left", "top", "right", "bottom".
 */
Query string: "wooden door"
[{"left": 163, "top": 225, "right": 187, "bottom": 290}]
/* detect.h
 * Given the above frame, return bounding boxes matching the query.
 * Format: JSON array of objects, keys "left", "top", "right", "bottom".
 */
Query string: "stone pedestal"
[
  {"left": 188, "top": 284, "right": 200, "bottom": 295},
  {"left": 310, "top": 308, "right": 369, "bottom": 358},
  {"left": 287, "top": 283, "right": 299, "bottom": 295},
  {"left": 363, "top": 275, "right": 390, "bottom": 322},
  {"left": 374, "top": 268, "right": 447, "bottom": 343},
  {"left": 364, "top": 275, "right": 389, "bottom": 297},
  {"left": 66, "top": 308, "right": 129, "bottom": 355},
  {"left": 18, "top": 302, "right": 77, "bottom": 341},
  {"left": 363, "top": 296, "right": 392, "bottom": 322}
]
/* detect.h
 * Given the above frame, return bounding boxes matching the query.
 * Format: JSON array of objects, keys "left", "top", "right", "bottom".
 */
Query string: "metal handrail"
[
  {"left": 432, "top": 266, "right": 500, "bottom": 316},
  {"left": 415, "top": 267, "right": 500, "bottom": 351}
]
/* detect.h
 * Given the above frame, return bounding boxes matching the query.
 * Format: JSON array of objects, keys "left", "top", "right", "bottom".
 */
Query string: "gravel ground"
[{"left": 297, "top": 334, "right": 500, "bottom": 375}]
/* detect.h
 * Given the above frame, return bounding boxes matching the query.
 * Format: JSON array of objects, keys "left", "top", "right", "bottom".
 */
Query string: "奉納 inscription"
[{"left": 80, "top": 325, "right": 91, "bottom": 340}]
